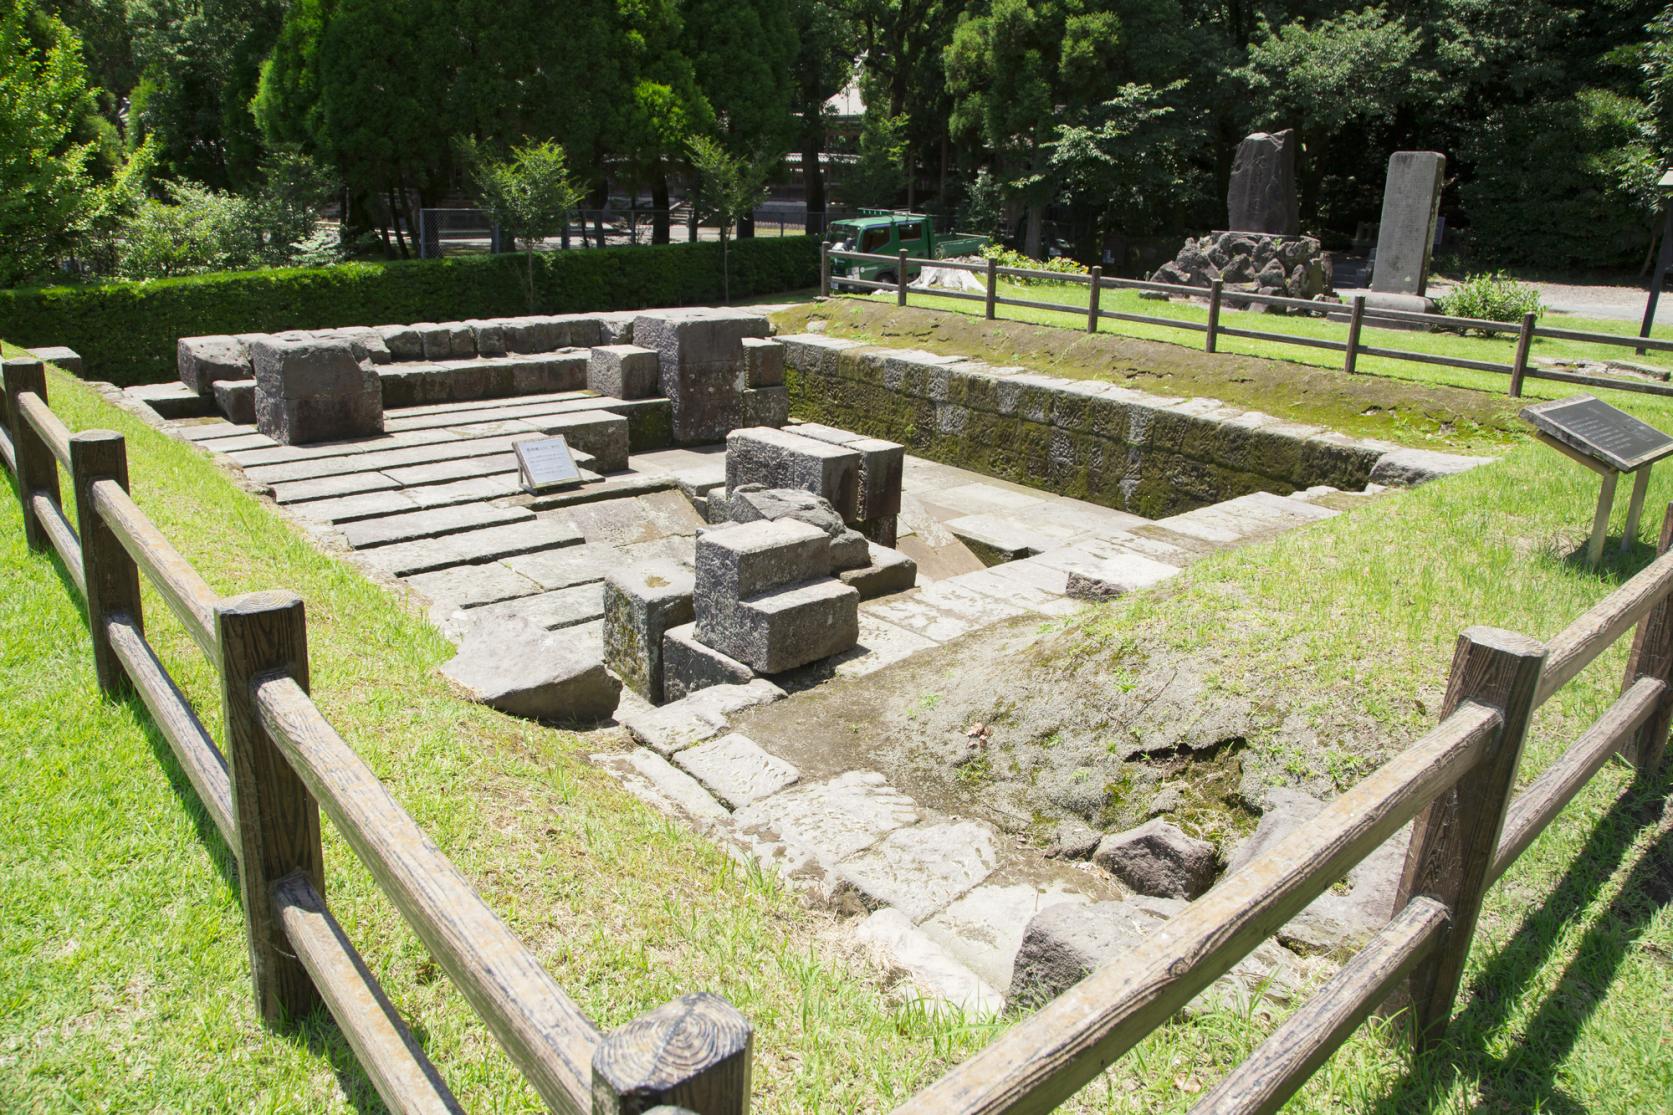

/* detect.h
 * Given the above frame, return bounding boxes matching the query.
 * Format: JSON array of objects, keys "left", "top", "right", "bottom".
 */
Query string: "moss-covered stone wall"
[{"left": 781, "top": 333, "right": 1385, "bottom": 519}]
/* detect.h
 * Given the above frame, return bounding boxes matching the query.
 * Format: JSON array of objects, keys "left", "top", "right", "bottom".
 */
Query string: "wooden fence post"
[
  {"left": 217, "top": 590, "right": 324, "bottom": 1027},
  {"left": 897, "top": 249, "right": 909, "bottom": 307},
  {"left": 592, "top": 992, "right": 752, "bottom": 1115},
  {"left": 1205, "top": 278, "right": 1223, "bottom": 353},
  {"left": 1621, "top": 502, "right": 1673, "bottom": 774},
  {"left": 70, "top": 430, "right": 143, "bottom": 695},
  {"left": 1344, "top": 296, "right": 1366, "bottom": 375},
  {"left": 985, "top": 257, "right": 998, "bottom": 320},
  {"left": 1509, "top": 311, "right": 1536, "bottom": 398},
  {"left": 1086, "top": 266, "right": 1102, "bottom": 334},
  {"left": 819, "top": 241, "right": 831, "bottom": 298},
  {"left": 2, "top": 358, "right": 58, "bottom": 552},
  {"left": 1396, "top": 626, "right": 1545, "bottom": 1046}
]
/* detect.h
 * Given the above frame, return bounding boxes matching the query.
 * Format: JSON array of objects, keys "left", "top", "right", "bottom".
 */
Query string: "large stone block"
[
  {"left": 526, "top": 410, "right": 630, "bottom": 472},
  {"left": 1370, "top": 151, "right": 1445, "bottom": 297},
  {"left": 603, "top": 560, "right": 695, "bottom": 704},
  {"left": 695, "top": 518, "right": 831, "bottom": 603},
  {"left": 588, "top": 344, "right": 661, "bottom": 400},
  {"left": 725, "top": 427, "right": 862, "bottom": 521},
  {"left": 633, "top": 308, "right": 770, "bottom": 443},
  {"left": 837, "top": 542, "right": 918, "bottom": 599},
  {"left": 699, "top": 578, "right": 859, "bottom": 674},
  {"left": 740, "top": 337, "right": 785, "bottom": 387},
  {"left": 1226, "top": 129, "right": 1299, "bottom": 236},
  {"left": 440, "top": 615, "right": 620, "bottom": 723},
  {"left": 177, "top": 335, "right": 252, "bottom": 395},
  {"left": 662, "top": 624, "right": 755, "bottom": 704},
  {"left": 255, "top": 387, "right": 384, "bottom": 445},
  {"left": 28, "top": 346, "right": 82, "bottom": 375},
  {"left": 742, "top": 386, "right": 790, "bottom": 429},
  {"left": 212, "top": 378, "right": 256, "bottom": 425},
  {"left": 376, "top": 324, "right": 425, "bottom": 360},
  {"left": 249, "top": 336, "right": 384, "bottom": 444}
]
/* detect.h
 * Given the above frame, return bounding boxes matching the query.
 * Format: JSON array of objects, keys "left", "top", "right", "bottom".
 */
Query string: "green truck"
[{"left": 823, "top": 210, "right": 989, "bottom": 288}]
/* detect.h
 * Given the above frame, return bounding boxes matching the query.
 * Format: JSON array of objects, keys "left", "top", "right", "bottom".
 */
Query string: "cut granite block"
[
  {"left": 701, "top": 577, "right": 859, "bottom": 674},
  {"left": 838, "top": 543, "right": 918, "bottom": 599},
  {"left": 740, "top": 337, "right": 784, "bottom": 387},
  {"left": 256, "top": 386, "right": 383, "bottom": 445},
  {"left": 177, "top": 335, "right": 253, "bottom": 394},
  {"left": 439, "top": 615, "right": 619, "bottom": 723},
  {"left": 633, "top": 308, "right": 770, "bottom": 444},
  {"left": 618, "top": 678, "right": 786, "bottom": 755},
  {"left": 212, "top": 378, "right": 256, "bottom": 425},
  {"left": 27, "top": 346, "right": 82, "bottom": 375},
  {"left": 376, "top": 325, "right": 424, "bottom": 360},
  {"left": 603, "top": 560, "right": 696, "bottom": 704},
  {"left": 662, "top": 622, "right": 754, "bottom": 703},
  {"left": 127, "top": 382, "right": 215, "bottom": 420},
  {"left": 742, "top": 386, "right": 789, "bottom": 429},
  {"left": 525, "top": 410, "right": 629, "bottom": 472},
  {"left": 588, "top": 345, "right": 661, "bottom": 400},
  {"left": 725, "top": 427, "right": 861, "bottom": 522},
  {"left": 673, "top": 732, "right": 797, "bottom": 809},
  {"left": 339, "top": 502, "right": 533, "bottom": 549},
  {"left": 695, "top": 518, "right": 831, "bottom": 602}
]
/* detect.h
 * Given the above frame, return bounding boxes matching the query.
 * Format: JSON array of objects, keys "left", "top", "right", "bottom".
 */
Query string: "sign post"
[
  {"left": 514, "top": 436, "right": 584, "bottom": 494},
  {"left": 1521, "top": 395, "right": 1673, "bottom": 566}
]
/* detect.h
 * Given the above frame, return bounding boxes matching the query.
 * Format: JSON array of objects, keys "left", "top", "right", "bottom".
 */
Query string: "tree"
[
  {"left": 0, "top": 0, "right": 101, "bottom": 285},
  {"left": 468, "top": 140, "right": 586, "bottom": 311},
  {"left": 688, "top": 134, "right": 771, "bottom": 301},
  {"left": 842, "top": 107, "right": 909, "bottom": 207},
  {"left": 789, "top": 0, "right": 855, "bottom": 233}
]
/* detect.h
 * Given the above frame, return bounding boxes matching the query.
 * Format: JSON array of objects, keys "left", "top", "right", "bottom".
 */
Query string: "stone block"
[
  {"left": 731, "top": 770, "right": 919, "bottom": 873},
  {"left": 256, "top": 386, "right": 383, "bottom": 445},
  {"left": 212, "top": 378, "right": 256, "bottom": 425},
  {"left": 742, "top": 386, "right": 790, "bottom": 429},
  {"left": 127, "top": 382, "right": 216, "bottom": 420},
  {"left": 1227, "top": 129, "right": 1299, "bottom": 236},
  {"left": 376, "top": 325, "right": 424, "bottom": 360},
  {"left": 618, "top": 678, "right": 786, "bottom": 755},
  {"left": 177, "top": 335, "right": 252, "bottom": 394},
  {"left": 588, "top": 344, "right": 661, "bottom": 400},
  {"left": 725, "top": 428, "right": 862, "bottom": 521},
  {"left": 855, "top": 908, "right": 1004, "bottom": 1017},
  {"left": 673, "top": 732, "right": 798, "bottom": 809},
  {"left": 1091, "top": 818, "right": 1217, "bottom": 899},
  {"left": 835, "top": 820, "right": 998, "bottom": 921},
  {"left": 1007, "top": 900, "right": 1170, "bottom": 1009},
  {"left": 27, "top": 346, "right": 82, "bottom": 375},
  {"left": 250, "top": 336, "right": 373, "bottom": 399},
  {"left": 525, "top": 410, "right": 630, "bottom": 472},
  {"left": 603, "top": 560, "right": 695, "bottom": 704},
  {"left": 662, "top": 622, "right": 754, "bottom": 703},
  {"left": 1370, "top": 151, "right": 1445, "bottom": 297},
  {"left": 468, "top": 320, "right": 507, "bottom": 357},
  {"left": 633, "top": 308, "right": 770, "bottom": 443},
  {"left": 725, "top": 485, "right": 860, "bottom": 562},
  {"left": 695, "top": 518, "right": 832, "bottom": 602},
  {"left": 701, "top": 577, "right": 859, "bottom": 674},
  {"left": 499, "top": 316, "right": 561, "bottom": 354},
  {"left": 740, "top": 337, "right": 785, "bottom": 387},
  {"left": 439, "top": 615, "right": 621, "bottom": 723},
  {"left": 838, "top": 543, "right": 918, "bottom": 599}
]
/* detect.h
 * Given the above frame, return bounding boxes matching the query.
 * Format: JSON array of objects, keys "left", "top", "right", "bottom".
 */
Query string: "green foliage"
[
  {"left": 0, "top": 1, "right": 100, "bottom": 286},
  {"left": 1241, "top": 7, "right": 1430, "bottom": 141},
  {"left": 978, "top": 243, "right": 1088, "bottom": 284},
  {"left": 1046, "top": 81, "right": 1201, "bottom": 238},
  {"left": 842, "top": 108, "right": 909, "bottom": 207},
  {"left": 0, "top": 236, "right": 817, "bottom": 385},
  {"left": 958, "top": 167, "right": 1004, "bottom": 240},
  {"left": 1438, "top": 271, "right": 1547, "bottom": 330},
  {"left": 467, "top": 140, "right": 585, "bottom": 311},
  {"left": 1462, "top": 89, "right": 1660, "bottom": 270},
  {"left": 688, "top": 135, "right": 773, "bottom": 301}
]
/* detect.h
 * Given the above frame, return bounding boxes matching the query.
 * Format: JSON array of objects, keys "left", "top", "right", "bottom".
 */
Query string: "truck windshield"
[
  {"left": 826, "top": 226, "right": 856, "bottom": 252},
  {"left": 860, "top": 228, "right": 890, "bottom": 253}
]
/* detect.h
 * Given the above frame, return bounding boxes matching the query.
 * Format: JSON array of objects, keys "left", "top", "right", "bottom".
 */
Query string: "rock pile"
[{"left": 1149, "top": 230, "right": 1331, "bottom": 303}]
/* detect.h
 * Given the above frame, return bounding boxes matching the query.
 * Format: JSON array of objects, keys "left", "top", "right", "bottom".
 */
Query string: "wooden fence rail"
[
  {"left": 0, "top": 357, "right": 751, "bottom": 1115},
  {"left": 821, "top": 244, "right": 1673, "bottom": 400},
  {"left": 5, "top": 348, "right": 1671, "bottom": 1113}
]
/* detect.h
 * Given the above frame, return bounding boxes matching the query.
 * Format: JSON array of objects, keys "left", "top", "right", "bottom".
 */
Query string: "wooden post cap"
[{"left": 592, "top": 992, "right": 752, "bottom": 1115}]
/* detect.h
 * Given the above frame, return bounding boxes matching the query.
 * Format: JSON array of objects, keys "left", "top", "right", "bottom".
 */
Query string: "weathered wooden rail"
[
  {"left": 821, "top": 244, "right": 1673, "bottom": 401},
  {"left": 5, "top": 351, "right": 1671, "bottom": 1112},
  {"left": 0, "top": 357, "right": 752, "bottom": 1115}
]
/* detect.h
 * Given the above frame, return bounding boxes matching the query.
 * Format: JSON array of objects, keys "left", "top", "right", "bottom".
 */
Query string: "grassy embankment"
[{"left": 3, "top": 301, "right": 1670, "bottom": 1113}]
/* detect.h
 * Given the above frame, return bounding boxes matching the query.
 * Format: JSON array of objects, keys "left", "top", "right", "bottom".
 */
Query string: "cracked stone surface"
[
  {"left": 835, "top": 820, "right": 999, "bottom": 922},
  {"left": 674, "top": 732, "right": 800, "bottom": 808}
]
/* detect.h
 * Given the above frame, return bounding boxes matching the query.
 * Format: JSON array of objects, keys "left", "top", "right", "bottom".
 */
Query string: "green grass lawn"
[{"left": 4, "top": 314, "right": 1672, "bottom": 1113}]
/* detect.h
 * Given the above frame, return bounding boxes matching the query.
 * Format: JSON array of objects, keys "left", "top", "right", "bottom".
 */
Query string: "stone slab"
[
  {"left": 920, "top": 884, "right": 1091, "bottom": 993},
  {"left": 673, "top": 732, "right": 799, "bottom": 809},
  {"left": 439, "top": 615, "right": 620, "bottom": 723},
  {"left": 618, "top": 678, "right": 787, "bottom": 755},
  {"left": 271, "top": 471, "right": 402, "bottom": 505},
  {"left": 835, "top": 820, "right": 999, "bottom": 922},
  {"left": 355, "top": 517, "right": 584, "bottom": 577},
  {"left": 731, "top": 770, "right": 919, "bottom": 875},
  {"left": 403, "top": 561, "right": 544, "bottom": 610},
  {"left": 593, "top": 748, "right": 732, "bottom": 828},
  {"left": 662, "top": 623, "right": 755, "bottom": 703},
  {"left": 855, "top": 908, "right": 1004, "bottom": 1017},
  {"left": 451, "top": 582, "right": 605, "bottom": 635},
  {"left": 1371, "top": 151, "right": 1445, "bottom": 297},
  {"left": 340, "top": 501, "right": 533, "bottom": 549}
]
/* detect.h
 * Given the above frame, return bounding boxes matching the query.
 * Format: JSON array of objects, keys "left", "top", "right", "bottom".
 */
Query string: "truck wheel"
[{"left": 877, "top": 271, "right": 896, "bottom": 287}]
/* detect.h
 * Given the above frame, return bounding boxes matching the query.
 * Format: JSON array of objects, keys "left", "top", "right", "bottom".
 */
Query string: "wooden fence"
[
  {"left": 821, "top": 244, "right": 1673, "bottom": 401},
  {"left": 4, "top": 351, "right": 1671, "bottom": 1113},
  {"left": 0, "top": 356, "right": 753, "bottom": 1115}
]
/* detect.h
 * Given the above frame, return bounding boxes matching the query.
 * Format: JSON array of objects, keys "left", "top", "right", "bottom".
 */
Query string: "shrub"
[
  {"left": 0, "top": 236, "right": 818, "bottom": 386},
  {"left": 1438, "top": 271, "right": 1545, "bottom": 334},
  {"left": 978, "top": 244, "right": 1090, "bottom": 285}
]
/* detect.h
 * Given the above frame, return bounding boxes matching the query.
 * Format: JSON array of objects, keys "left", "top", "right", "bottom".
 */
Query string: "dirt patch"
[
  {"left": 772, "top": 300, "right": 1526, "bottom": 455},
  {"left": 734, "top": 599, "right": 1407, "bottom": 865}
]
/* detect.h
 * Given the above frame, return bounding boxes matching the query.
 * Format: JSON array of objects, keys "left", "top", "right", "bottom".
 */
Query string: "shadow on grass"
[{"left": 1371, "top": 767, "right": 1672, "bottom": 1114}]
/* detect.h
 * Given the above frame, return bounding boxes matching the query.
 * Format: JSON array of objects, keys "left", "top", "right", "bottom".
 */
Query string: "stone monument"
[
  {"left": 1227, "top": 129, "right": 1300, "bottom": 237},
  {"left": 1368, "top": 151, "right": 1445, "bottom": 309}
]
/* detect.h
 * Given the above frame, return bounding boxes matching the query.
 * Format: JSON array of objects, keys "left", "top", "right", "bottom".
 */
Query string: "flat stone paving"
[{"left": 165, "top": 386, "right": 1371, "bottom": 1014}]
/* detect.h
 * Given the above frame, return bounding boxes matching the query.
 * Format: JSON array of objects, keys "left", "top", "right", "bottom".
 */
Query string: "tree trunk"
[
  {"left": 803, "top": 127, "right": 826, "bottom": 234},
  {"left": 388, "top": 187, "right": 410, "bottom": 259},
  {"left": 1024, "top": 203, "right": 1044, "bottom": 260},
  {"left": 905, "top": 142, "right": 915, "bottom": 209},
  {"left": 652, "top": 173, "right": 671, "bottom": 244},
  {"left": 525, "top": 249, "right": 537, "bottom": 313},
  {"left": 721, "top": 231, "right": 730, "bottom": 303}
]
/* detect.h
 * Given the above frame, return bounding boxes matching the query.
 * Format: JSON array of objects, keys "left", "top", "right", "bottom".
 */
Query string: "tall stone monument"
[
  {"left": 1369, "top": 151, "right": 1445, "bottom": 307},
  {"left": 1226, "top": 129, "right": 1300, "bottom": 237}
]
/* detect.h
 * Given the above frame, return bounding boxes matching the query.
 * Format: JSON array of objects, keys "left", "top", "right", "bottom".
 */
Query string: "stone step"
[
  {"left": 354, "top": 516, "right": 584, "bottom": 577},
  {"left": 212, "top": 378, "right": 256, "bottom": 425},
  {"left": 173, "top": 419, "right": 253, "bottom": 442},
  {"left": 861, "top": 580, "right": 1027, "bottom": 644},
  {"left": 244, "top": 432, "right": 530, "bottom": 484},
  {"left": 404, "top": 561, "right": 544, "bottom": 611},
  {"left": 386, "top": 388, "right": 592, "bottom": 422},
  {"left": 341, "top": 501, "right": 534, "bottom": 549},
  {"left": 229, "top": 425, "right": 470, "bottom": 467},
  {"left": 704, "top": 578, "right": 860, "bottom": 674},
  {"left": 945, "top": 568, "right": 1079, "bottom": 616},
  {"left": 378, "top": 351, "right": 589, "bottom": 408},
  {"left": 440, "top": 582, "right": 605, "bottom": 637},
  {"left": 270, "top": 471, "right": 402, "bottom": 505},
  {"left": 662, "top": 624, "right": 755, "bottom": 704},
  {"left": 836, "top": 542, "right": 918, "bottom": 600}
]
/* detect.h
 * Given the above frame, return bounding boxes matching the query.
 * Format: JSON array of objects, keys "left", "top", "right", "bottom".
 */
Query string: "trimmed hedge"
[{"left": 0, "top": 236, "right": 818, "bottom": 386}]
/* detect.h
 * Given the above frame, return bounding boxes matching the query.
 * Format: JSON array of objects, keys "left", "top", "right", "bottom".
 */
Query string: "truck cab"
[{"left": 824, "top": 210, "right": 987, "bottom": 288}]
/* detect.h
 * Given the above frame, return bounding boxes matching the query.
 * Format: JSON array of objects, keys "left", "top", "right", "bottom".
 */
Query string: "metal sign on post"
[
  {"left": 1522, "top": 394, "right": 1673, "bottom": 565},
  {"left": 514, "top": 436, "right": 583, "bottom": 494}
]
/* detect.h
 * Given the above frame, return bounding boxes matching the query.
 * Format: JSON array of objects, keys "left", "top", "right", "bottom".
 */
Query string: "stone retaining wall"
[{"left": 781, "top": 334, "right": 1472, "bottom": 518}]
